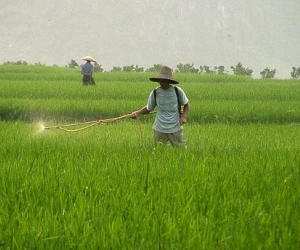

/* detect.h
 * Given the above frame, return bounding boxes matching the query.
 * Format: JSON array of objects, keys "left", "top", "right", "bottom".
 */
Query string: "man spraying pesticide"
[
  {"left": 131, "top": 66, "right": 190, "bottom": 148},
  {"left": 42, "top": 66, "right": 190, "bottom": 147}
]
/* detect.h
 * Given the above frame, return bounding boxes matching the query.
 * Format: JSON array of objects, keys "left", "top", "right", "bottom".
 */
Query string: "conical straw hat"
[{"left": 82, "top": 56, "right": 96, "bottom": 62}]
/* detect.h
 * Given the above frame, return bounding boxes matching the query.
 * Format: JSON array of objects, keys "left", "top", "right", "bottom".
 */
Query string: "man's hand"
[
  {"left": 179, "top": 116, "right": 187, "bottom": 125},
  {"left": 131, "top": 112, "right": 138, "bottom": 119}
]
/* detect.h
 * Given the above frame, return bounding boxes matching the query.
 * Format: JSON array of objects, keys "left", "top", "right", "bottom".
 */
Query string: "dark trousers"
[{"left": 82, "top": 75, "right": 95, "bottom": 85}]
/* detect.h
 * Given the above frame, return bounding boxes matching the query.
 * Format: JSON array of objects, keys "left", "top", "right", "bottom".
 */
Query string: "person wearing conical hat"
[
  {"left": 81, "top": 56, "right": 96, "bottom": 85},
  {"left": 131, "top": 66, "right": 190, "bottom": 148}
]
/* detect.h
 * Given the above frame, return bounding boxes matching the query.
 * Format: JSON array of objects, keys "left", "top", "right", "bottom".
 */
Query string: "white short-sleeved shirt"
[{"left": 146, "top": 86, "right": 189, "bottom": 133}]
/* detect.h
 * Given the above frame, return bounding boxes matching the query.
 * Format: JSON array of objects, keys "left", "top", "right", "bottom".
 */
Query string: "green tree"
[
  {"left": 111, "top": 66, "right": 122, "bottom": 72},
  {"left": 4, "top": 60, "right": 28, "bottom": 65},
  {"left": 200, "top": 65, "right": 214, "bottom": 74},
  {"left": 134, "top": 65, "right": 144, "bottom": 72},
  {"left": 214, "top": 66, "right": 226, "bottom": 74},
  {"left": 231, "top": 62, "right": 253, "bottom": 76},
  {"left": 260, "top": 68, "right": 276, "bottom": 79},
  {"left": 122, "top": 65, "right": 144, "bottom": 72},
  {"left": 291, "top": 67, "right": 300, "bottom": 79},
  {"left": 35, "top": 62, "right": 46, "bottom": 66},
  {"left": 146, "top": 64, "right": 163, "bottom": 72},
  {"left": 122, "top": 65, "right": 135, "bottom": 72},
  {"left": 67, "top": 59, "right": 78, "bottom": 68},
  {"left": 94, "top": 62, "right": 104, "bottom": 72},
  {"left": 176, "top": 63, "right": 199, "bottom": 73}
]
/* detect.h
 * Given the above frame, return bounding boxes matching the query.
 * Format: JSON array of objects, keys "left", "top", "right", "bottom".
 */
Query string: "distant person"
[
  {"left": 131, "top": 66, "right": 190, "bottom": 147},
  {"left": 81, "top": 56, "right": 96, "bottom": 85}
]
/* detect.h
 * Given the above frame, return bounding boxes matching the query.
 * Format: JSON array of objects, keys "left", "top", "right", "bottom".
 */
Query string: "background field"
[{"left": 0, "top": 65, "right": 300, "bottom": 249}]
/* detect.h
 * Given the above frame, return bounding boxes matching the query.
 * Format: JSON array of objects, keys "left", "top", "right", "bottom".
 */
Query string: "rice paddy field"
[{"left": 0, "top": 65, "right": 300, "bottom": 249}]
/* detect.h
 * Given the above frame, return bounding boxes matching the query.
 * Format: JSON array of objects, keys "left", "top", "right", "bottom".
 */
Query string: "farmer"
[
  {"left": 131, "top": 66, "right": 190, "bottom": 147},
  {"left": 81, "top": 56, "right": 96, "bottom": 85}
]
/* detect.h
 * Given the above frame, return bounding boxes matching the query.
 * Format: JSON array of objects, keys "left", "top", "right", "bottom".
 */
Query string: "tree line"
[
  {"left": 3, "top": 60, "right": 300, "bottom": 79},
  {"left": 67, "top": 60, "right": 300, "bottom": 79}
]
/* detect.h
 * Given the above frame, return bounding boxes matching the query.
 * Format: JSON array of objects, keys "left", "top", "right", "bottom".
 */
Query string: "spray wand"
[{"left": 43, "top": 113, "right": 134, "bottom": 132}]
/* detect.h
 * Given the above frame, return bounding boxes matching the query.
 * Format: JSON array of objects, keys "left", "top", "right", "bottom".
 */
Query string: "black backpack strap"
[{"left": 174, "top": 86, "right": 182, "bottom": 114}]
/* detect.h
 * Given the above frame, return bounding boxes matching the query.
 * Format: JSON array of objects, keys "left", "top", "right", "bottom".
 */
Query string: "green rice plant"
[
  {"left": 2, "top": 65, "right": 300, "bottom": 124},
  {"left": 1, "top": 120, "right": 300, "bottom": 249},
  {"left": 1, "top": 65, "right": 300, "bottom": 249}
]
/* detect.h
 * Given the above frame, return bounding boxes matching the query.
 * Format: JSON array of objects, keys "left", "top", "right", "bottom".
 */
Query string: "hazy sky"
[{"left": 1, "top": 0, "right": 300, "bottom": 77}]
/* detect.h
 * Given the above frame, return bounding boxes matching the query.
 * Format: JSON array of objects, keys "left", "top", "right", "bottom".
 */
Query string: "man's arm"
[
  {"left": 179, "top": 102, "right": 190, "bottom": 125},
  {"left": 131, "top": 107, "right": 151, "bottom": 118}
]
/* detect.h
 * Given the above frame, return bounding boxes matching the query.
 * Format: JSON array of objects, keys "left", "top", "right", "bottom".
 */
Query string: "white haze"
[{"left": 1, "top": 0, "right": 299, "bottom": 78}]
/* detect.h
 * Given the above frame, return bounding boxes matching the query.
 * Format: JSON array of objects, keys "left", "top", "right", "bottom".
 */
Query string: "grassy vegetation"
[
  {"left": 1, "top": 65, "right": 300, "bottom": 124},
  {"left": 0, "top": 65, "right": 300, "bottom": 249}
]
